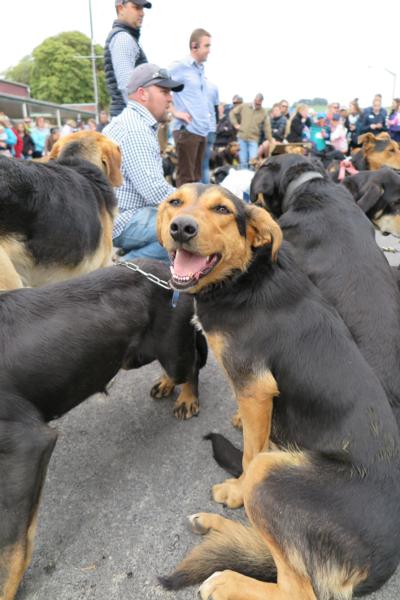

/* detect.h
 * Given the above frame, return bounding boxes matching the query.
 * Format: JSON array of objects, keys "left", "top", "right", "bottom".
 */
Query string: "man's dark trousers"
[{"left": 173, "top": 129, "right": 206, "bottom": 186}]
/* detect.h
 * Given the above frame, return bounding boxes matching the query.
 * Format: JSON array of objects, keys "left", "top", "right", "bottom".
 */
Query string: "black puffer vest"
[{"left": 104, "top": 20, "right": 148, "bottom": 117}]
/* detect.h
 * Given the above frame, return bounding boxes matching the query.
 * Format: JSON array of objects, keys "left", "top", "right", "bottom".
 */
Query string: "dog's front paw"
[
  {"left": 188, "top": 513, "right": 212, "bottom": 535},
  {"left": 212, "top": 478, "right": 243, "bottom": 508},
  {"left": 150, "top": 375, "right": 175, "bottom": 399},
  {"left": 199, "top": 571, "right": 238, "bottom": 599},
  {"left": 173, "top": 397, "right": 199, "bottom": 420}
]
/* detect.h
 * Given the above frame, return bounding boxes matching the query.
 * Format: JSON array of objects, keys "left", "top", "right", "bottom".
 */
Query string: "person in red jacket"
[{"left": 13, "top": 122, "right": 25, "bottom": 159}]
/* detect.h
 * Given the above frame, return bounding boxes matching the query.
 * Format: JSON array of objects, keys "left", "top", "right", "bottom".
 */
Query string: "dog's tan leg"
[
  {"left": 0, "top": 247, "right": 23, "bottom": 290},
  {"left": 189, "top": 512, "right": 247, "bottom": 536},
  {"left": 173, "top": 382, "right": 199, "bottom": 420},
  {"left": 212, "top": 371, "right": 278, "bottom": 508},
  {"left": 198, "top": 565, "right": 316, "bottom": 600},
  {"left": 0, "top": 420, "right": 57, "bottom": 600},
  {"left": 150, "top": 373, "right": 176, "bottom": 399}
]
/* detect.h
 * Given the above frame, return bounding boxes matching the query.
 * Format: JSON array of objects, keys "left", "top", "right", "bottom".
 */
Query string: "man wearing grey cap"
[
  {"left": 104, "top": 0, "right": 152, "bottom": 118},
  {"left": 103, "top": 63, "right": 184, "bottom": 261}
]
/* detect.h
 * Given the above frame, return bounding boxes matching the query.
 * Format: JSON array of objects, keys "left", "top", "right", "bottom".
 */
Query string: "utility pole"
[{"left": 88, "top": 0, "right": 100, "bottom": 122}]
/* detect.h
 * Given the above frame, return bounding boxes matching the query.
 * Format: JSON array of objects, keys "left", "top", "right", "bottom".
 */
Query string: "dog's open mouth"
[{"left": 170, "top": 249, "right": 221, "bottom": 290}]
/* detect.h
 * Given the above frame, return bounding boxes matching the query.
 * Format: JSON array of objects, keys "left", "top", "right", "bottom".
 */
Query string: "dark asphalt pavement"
[{"left": 16, "top": 232, "right": 400, "bottom": 600}]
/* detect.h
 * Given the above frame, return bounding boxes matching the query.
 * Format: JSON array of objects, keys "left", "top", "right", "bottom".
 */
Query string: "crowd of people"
[
  {"left": 0, "top": 111, "right": 111, "bottom": 159},
  {"left": 211, "top": 94, "right": 400, "bottom": 168}
]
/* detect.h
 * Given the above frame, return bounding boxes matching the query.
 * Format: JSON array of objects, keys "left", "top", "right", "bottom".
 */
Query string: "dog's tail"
[
  {"left": 204, "top": 432, "right": 243, "bottom": 477},
  {"left": 159, "top": 520, "right": 276, "bottom": 590}
]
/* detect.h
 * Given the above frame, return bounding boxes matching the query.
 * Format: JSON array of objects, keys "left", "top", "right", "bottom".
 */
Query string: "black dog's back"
[
  {"left": 0, "top": 155, "right": 117, "bottom": 266},
  {"left": 0, "top": 261, "right": 204, "bottom": 421}
]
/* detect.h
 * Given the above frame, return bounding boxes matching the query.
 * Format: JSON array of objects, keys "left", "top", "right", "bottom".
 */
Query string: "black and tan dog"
[
  {"left": 157, "top": 184, "right": 400, "bottom": 599},
  {"left": 352, "top": 132, "right": 400, "bottom": 171},
  {"left": 250, "top": 153, "right": 400, "bottom": 427},
  {"left": 0, "top": 132, "right": 122, "bottom": 290},
  {"left": 343, "top": 166, "right": 400, "bottom": 236},
  {"left": 47, "top": 130, "right": 123, "bottom": 187},
  {"left": 0, "top": 259, "right": 207, "bottom": 600}
]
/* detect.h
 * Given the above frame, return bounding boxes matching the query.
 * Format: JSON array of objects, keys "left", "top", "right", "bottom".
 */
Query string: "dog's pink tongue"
[{"left": 173, "top": 249, "right": 208, "bottom": 276}]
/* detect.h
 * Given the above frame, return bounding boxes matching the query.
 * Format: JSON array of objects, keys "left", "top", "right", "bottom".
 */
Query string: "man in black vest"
[{"left": 104, "top": 0, "right": 151, "bottom": 117}]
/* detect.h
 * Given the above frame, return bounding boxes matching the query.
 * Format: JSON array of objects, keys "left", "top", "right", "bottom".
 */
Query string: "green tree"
[
  {"left": 7, "top": 31, "right": 109, "bottom": 108},
  {"left": 4, "top": 55, "right": 34, "bottom": 85}
]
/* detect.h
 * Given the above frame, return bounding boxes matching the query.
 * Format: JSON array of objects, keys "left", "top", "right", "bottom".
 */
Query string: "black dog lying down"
[
  {"left": 250, "top": 154, "right": 400, "bottom": 427},
  {"left": 157, "top": 185, "right": 400, "bottom": 598},
  {"left": 343, "top": 166, "right": 400, "bottom": 237},
  {"left": 0, "top": 260, "right": 206, "bottom": 600}
]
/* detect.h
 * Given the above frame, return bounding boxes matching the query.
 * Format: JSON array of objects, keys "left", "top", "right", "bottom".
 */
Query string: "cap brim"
[
  {"left": 134, "top": 0, "right": 152, "bottom": 7},
  {"left": 152, "top": 79, "right": 184, "bottom": 92}
]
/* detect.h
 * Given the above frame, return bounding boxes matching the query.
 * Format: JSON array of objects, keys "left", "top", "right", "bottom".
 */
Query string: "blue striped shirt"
[{"left": 103, "top": 101, "right": 174, "bottom": 239}]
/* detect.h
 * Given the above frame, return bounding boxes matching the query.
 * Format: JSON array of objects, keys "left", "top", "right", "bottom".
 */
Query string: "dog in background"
[
  {"left": 157, "top": 184, "right": 400, "bottom": 599},
  {"left": 0, "top": 132, "right": 122, "bottom": 290},
  {"left": 351, "top": 132, "right": 400, "bottom": 171},
  {"left": 47, "top": 130, "right": 123, "bottom": 187},
  {"left": 161, "top": 143, "right": 178, "bottom": 186},
  {"left": 0, "top": 259, "right": 207, "bottom": 600},
  {"left": 250, "top": 154, "right": 400, "bottom": 428},
  {"left": 209, "top": 141, "right": 240, "bottom": 171},
  {"left": 343, "top": 167, "right": 400, "bottom": 236}
]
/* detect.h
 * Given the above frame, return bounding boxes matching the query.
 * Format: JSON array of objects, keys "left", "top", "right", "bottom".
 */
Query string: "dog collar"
[{"left": 282, "top": 171, "right": 324, "bottom": 212}]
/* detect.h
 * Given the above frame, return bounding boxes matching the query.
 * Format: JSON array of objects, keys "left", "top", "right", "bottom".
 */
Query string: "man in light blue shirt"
[
  {"left": 169, "top": 28, "right": 211, "bottom": 186},
  {"left": 103, "top": 63, "right": 184, "bottom": 261}
]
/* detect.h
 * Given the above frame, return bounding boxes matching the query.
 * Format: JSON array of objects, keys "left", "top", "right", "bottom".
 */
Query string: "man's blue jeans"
[
  {"left": 239, "top": 139, "right": 258, "bottom": 169},
  {"left": 113, "top": 206, "right": 169, "bottom": 262}
]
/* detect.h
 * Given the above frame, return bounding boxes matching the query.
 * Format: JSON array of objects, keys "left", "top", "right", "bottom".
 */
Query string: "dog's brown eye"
[
  {"left": 213, "top": 205, "right": 231, "bottom": 215},
  {"left": 168, "top": 198, "right": 182, "bottom": 207}
]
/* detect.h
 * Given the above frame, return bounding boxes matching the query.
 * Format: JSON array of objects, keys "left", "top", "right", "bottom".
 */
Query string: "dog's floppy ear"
[
  {"left": 246, "top": 204, "right": 282, "bottom": 260},
  {"left": 356, "top": 183, "right": 383, "bottom": 214},
  {"left": 47, "top": 140, "right": 61, "bottom": 160},
  {"left": 351, "top": 149, "right": 368, "bottom": 171},
  {"left": 101, "top": 141, "right": 123, "bottom": 187},
  {"left": 357, "top": 132, "right": 373, "bottom": 147}
]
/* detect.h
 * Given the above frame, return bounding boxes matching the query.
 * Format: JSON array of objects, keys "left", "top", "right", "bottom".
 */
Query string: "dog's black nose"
[{"left": 170, "top": 216, "right": 198, "bottom": 243}]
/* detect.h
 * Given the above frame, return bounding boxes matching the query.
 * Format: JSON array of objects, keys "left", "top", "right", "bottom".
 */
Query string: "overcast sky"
[{"left": 1, "top": 0, "right": 399, "bottom": 108}]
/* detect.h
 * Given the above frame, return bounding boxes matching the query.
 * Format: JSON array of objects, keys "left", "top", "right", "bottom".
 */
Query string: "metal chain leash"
[
  {"left": 382, "top": 247, "right": 400, "bottom": 254},
  {"left": 116, "top": 260, "right": 171, "bottom": 290}
]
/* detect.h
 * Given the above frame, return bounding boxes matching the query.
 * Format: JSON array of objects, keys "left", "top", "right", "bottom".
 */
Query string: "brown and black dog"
[
  {"left": 352, "top": 132, "right": 400, "bottom": 171},
  {"left": 0, "top": 132, "right": 121, "bottom": 290},
  {"left": 157, "top": 183, "right": 400, "bottom": 599},
  {"left": 343, "top": 166, "right": 400, "bottom": 236},
  {"left": 47, "top": 130, "right": 123, "bottom": 187}
]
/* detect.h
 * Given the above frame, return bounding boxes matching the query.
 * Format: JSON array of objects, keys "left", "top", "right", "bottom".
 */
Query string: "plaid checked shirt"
[{"left": 103, "top": 101, "right": 174, "bottom": 239}]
